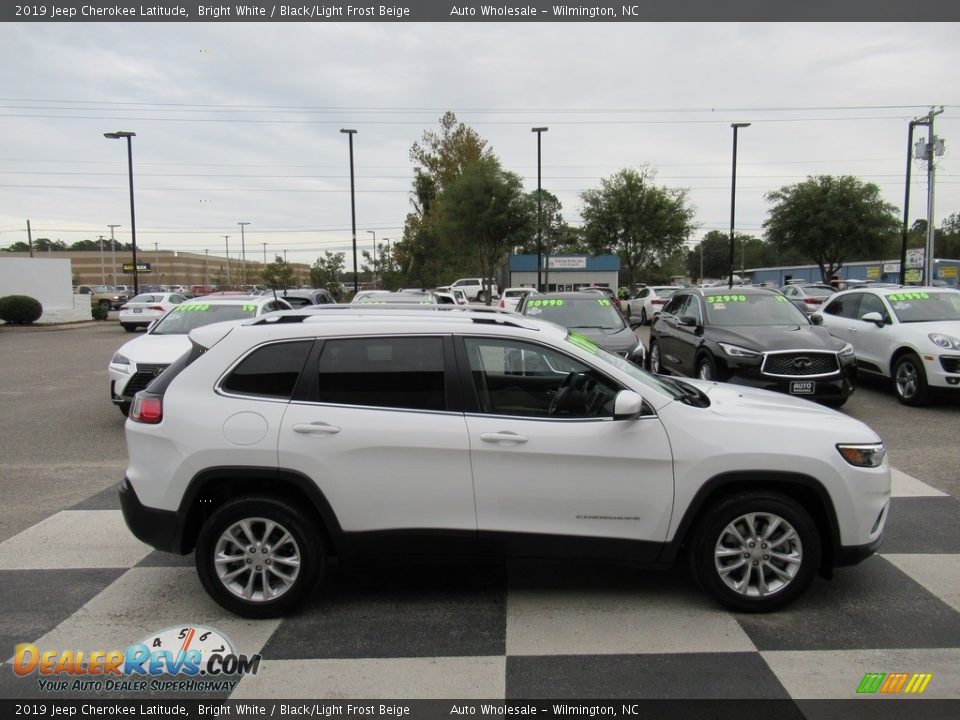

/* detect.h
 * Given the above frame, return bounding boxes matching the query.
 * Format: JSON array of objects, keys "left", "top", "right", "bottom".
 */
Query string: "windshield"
[
  {"left": 128, "top": 294, "right": 165, "bottom": 304},
  {"left": 151, "top": 303, "right": 258, "bottom": 335},
  {"left": 886, "top": 291, "right": 960, "bottom": 323},
  {"left": 354, "top": 293, "right": 434, "bottom": 304},
  {"left": 704, "top": 292, "right": 807, "bottom": 326},
  {"left": 525, "top": 297, "right": 626, "bottom": 330}
]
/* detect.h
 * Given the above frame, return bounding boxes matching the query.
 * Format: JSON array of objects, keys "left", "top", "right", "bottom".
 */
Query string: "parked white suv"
[
  {"left": 450, "top": 277, "right": 500, "bottom": 302},
  {"left": 816, "top": 287, "right": 960, "bottom": 405},
  {"left": 120, "top": 307, "right": 890, "bottom": 618}
]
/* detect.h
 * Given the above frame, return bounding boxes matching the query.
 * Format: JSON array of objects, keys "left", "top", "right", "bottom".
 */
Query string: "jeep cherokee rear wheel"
[
  {"left": 196, "top": 497, "right": 323, "bottom": 618},
  {"left": 690, "top": 492, "right": 820, "bottom": 613}
]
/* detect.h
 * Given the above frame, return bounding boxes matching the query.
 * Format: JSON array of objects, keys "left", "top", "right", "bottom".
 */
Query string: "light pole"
[
  {"left": 98, "top": 235, "right": 106, "bottom": 284},
  {"left": 900, "top": 120, "right": 920, "bottom": 286},
  {"left": 108, "top": 224, "right": 120, "bottom": 287},
  {"left": 238, "top": 222, "right": 249, "bottom": 287},
  {"left": 224, "top": 236, "right": 231, "bottom": 286},
  {"left": 729, "top": 122, "right": 750, "bottom": 288},
  {"left": 367, "top": 230, "right": 377, "bottom": 286},
  {"left": 341, "top": 129, "right": 358, "bottom": 294},
  {"left": 103, "top": 131, "right": 140, "bottom": 295},
  {"left": 532, "top": 127, "right": 548, "bottom": 291}
]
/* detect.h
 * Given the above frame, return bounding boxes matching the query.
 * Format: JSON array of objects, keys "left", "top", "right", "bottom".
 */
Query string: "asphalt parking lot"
[{"left": 0, "top": 320, "right": 958, "bottom": 705}]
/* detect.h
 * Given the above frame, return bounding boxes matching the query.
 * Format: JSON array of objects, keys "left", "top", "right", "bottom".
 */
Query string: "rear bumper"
[{"left": 118, "top": 477, "right": 185, "bottom": 554}]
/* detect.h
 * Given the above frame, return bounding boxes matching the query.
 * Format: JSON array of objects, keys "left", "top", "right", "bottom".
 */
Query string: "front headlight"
[
  {"left": 718, "top": 342, "right": 760, "bottom": 358},
  {"left": 837, "top": 443, "right": 886, "bottom": 468},
  {"left": 110, "top": 353, "right": 131, "bottom": 373},
  {"left": 839, "top": 342, "right": 855, "bottom": 358},
  {"left": 929, "top": 333, "right": 960, "bottom": 351}
]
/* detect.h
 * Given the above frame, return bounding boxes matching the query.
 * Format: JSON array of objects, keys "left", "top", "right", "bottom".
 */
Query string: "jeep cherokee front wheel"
[
  {"left": 690, "top": 492, "right": 820, "bottom": 613},
  {"left": 196, "top": 497, "right": 324, "bottom": 618}
]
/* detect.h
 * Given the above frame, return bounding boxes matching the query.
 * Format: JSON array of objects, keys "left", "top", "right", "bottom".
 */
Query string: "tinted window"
[
  {"left": 858, "top": 293, "right": 889, "bottom": 322},
  {"left": 222, "top": 341, "right": 313, "bottom": 399},
  {"left": 823, "top": 293, "right": 861, "bottom": 319},
  {"left": 464, "top": 337, "right": 619, "bottom": 418},
  {"left": 316, "top": 337, "right": 445, "bottom": 411},
  {"left": 661, "top": 294, "right": 687, "bottom": 316}
]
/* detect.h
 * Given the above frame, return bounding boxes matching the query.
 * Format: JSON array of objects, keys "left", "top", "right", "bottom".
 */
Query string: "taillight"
[
  {"left": 147, "top": 306, "right": 165, "bottom": 311},
  {"left": 803, "top": 298, "right": 822, "bottom": 305},
  {"left": 130, "top": 394, "right": 163, "bottom": 424},
  {"left": 652, "top": 299, "right": 665, "bottom": 306},
  {"left": 499, "top": 299, "right": 505, "bottom": 308}
]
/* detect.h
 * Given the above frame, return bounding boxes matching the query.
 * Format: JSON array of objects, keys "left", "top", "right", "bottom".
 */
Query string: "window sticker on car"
[
  {"left": 242, "top": 305, "right": 256, "bottom": 311},
  {"left": 567, "top": 332, "right": 599, "bottom": 355},
  {"left": 707, "top": 295, "right": 747, "bottom": 303},
  {"left": 775, "top": 296, "right": 790, "bottom": 302},
  {"left": 174, "top": 304, "right": 211, "bottom": 312},
  {"left": 888, "top": 292, "right": 930, "bottom": 302},
  {"left": 527, "top": 299, "right": 565, "bottom": 307},
  {"left": 596, "top": 298, "right": 611, "bottom": 306}
]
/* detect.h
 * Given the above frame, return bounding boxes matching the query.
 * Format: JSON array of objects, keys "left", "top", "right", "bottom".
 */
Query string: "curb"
[{"left": 0, "top": 320, "right": 118, "bottom": 332}]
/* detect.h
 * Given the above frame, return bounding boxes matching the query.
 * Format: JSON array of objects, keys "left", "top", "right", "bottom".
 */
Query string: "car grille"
[
  {"left": 761, "top": 351, "right": 839, "bottom": 378},
  {"left": 941, "top": 356, "right": 960, "bottom": 374},
  {"left": 124, "top": 363, "right": 170, "bottom": 397}
]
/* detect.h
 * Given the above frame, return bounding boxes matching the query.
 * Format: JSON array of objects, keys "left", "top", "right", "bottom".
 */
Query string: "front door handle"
[
  {"left": 293, "top": 422, "right": 341, "bottom": 435},
  {"left": 480, "top": 431, "right": 528, "bottom": 444}
]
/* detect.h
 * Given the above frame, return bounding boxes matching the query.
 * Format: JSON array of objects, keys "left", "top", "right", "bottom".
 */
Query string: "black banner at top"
[{"left": 3, "top": 0, "right": 959, "bottom": 22}]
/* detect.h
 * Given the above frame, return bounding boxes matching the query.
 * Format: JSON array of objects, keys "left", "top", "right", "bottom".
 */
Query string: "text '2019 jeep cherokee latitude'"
[{"left": 119, "top": 307, "right": 890, "bottom": 618}]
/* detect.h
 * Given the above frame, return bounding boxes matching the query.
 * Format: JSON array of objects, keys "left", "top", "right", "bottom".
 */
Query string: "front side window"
[
  {"left": 858, "top": 293, "right": 889, "bottom": 322},
  {"left": 222, "top": 341, "right": 313, "bottom": 399},
  {"left": 463, "top": 337, "right": 620, "bottom": 418},
  {"left": 316, "top": 337, "right": 445, "bottom": 411}
]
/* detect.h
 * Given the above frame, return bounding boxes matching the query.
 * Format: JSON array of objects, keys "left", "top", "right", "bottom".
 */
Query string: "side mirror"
[
  {"left": 809, "top": 313, "right": 824, "bottom": 325},
  {"left": 860, "top": 311, "right": 885, "bottom": 327},
  {"left": 613, "top": 390, "right": 644, "bottom": 420}
]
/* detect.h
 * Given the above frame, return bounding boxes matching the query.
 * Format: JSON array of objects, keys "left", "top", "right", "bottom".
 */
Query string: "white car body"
[
  {"left": 120, "top": 308, "right": 889, "bottom": 617},
  {"left": 119, "top": 292, "right": 190, "bottom": 331},
  {"left": 498, "top": 287, "right": 539, "bottom": 312},
  {"left": 816, "top": 287, "right": 960, "bottom": 404},
  {"left": 108, "top": 296, "right": 291, "bottom": 413},
  {"left": 625, "top": 286, "right": 681, "bottom": 325},
  {"left": 450, "top": 277, "right": 500, "bottom": 301}
]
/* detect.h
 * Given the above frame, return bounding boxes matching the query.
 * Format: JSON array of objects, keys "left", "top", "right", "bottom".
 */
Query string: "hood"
[
  {"left": 118, "top": 333, "right": 193, "bottom": 364},
  {"left": 708, "top": 324, "right": 845, "bottom": 352},
  {"left": 574, "top": 326, "right": 639, "bottom": 353}
]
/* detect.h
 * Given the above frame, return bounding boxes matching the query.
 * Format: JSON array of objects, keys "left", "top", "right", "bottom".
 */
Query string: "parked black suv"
[{"left": 649, "top": 287, "right": 856, "bottom": 406}]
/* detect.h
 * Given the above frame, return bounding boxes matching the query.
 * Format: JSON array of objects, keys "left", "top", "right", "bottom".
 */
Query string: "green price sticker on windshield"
[
  {"left": 888, "top": 292, "right": 930, "bottom": 302},
  {"left": 528, "top": 299, "right": 565, "bottom": 307},
  {"left": 175, "top": 304, "right": 210, "bottom": 313},
  {"left": 567, "top": 332, "right": 599, "bottom": 354},
  {"left": 242, "top": 304, "right": 256, "bottom": 312},
  {"left": 596, "top": 298, "right": 611, "bottom": 306},
  {"left": 707, "top": 295, "right": 747, "bottom": 303}
]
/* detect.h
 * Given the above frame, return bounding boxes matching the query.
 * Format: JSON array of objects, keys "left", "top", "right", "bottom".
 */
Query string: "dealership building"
[{"left": 504, "top": 254, "right": 621, "bottom": 290}]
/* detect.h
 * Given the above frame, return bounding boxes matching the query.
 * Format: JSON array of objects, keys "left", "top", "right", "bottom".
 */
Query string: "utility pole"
[
  {"left": 99, "top": 236, "right": 106, "bottom": 284},
  {"left": 224, "top": 235, "right": 231, "bottom": 286},
  {"left": 238, "top": 222, "right": 249, "bottom": 287},
  {"left": 108, "top": 224, "right": 120, "bottom": 286},
  {"left": 26, "top": 219, "right": 33, "bottom": 257},
  {"left": 154, "top": 242, "right": 160, "bottom": 280},
  {"left": 912, "top": 107, "right": 945, "bottom": 285},
  {"left": 204, "top": 249, "right": 209, "bottom": 287}
]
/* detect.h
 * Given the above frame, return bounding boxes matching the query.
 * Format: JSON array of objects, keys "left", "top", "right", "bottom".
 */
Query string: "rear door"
[{"left": 278, "top": 335, "right": 476, "bottom": 544}]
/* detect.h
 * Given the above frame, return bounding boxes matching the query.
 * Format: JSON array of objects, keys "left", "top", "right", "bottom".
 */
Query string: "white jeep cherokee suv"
[{"left": 120, "top": 307, "right": 890, "bottom": 618}]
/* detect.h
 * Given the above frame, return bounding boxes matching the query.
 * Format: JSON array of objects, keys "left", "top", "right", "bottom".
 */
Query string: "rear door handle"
[
  {"left": 480, "top": 431, "right": 528, "bottom": 444},
  {"left": 293, "top": 422, "right": 341, "bottom": 435}
]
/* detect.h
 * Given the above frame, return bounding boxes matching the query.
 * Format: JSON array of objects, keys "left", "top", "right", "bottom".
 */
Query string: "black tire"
[
  {"left": 98, "top": 299, "right": 111, "bottom": 309},
  {"left": 477, "top": 291, "right": 488, "bottom": 304},
  {"left": 690, "top": 492, "right": 821, "bottom": 613},
  {"left": 648, "top": 339, "right": 662, "bottom": 373},
  {"left": 893, "top": 352, "right": 930, "bottom": 406},
  {"left": 117, "top": 402, "right": 131, "bottom": 417},
  {"left": 121, "top": 324, "right": 137, "bottom": 332},
  {"left": 697, "top": 353, "right": 719, "bottom": 381},
  {"left": 195, "top": 497, "right": 324, "bottom": 618}
]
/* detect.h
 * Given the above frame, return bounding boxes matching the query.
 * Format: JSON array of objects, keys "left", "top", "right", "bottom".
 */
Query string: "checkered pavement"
[{"left": 1, "top": 469, "right": 958, "bottom": 701}]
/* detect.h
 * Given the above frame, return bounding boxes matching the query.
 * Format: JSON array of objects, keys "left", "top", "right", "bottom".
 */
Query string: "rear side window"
[
  {"left": 316, "top": 337, "right": 445, "bottom": 411},
  {"left": 222, "top": 341, "right": 313, "bottom": 399}
]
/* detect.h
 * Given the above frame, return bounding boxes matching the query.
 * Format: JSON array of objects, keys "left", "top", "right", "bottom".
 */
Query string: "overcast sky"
[{"left": 1, "top": 21, "right": 958, "bottom": 271}]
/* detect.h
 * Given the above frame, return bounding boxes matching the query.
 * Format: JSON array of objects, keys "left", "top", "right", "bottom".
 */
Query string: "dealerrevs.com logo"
[
  {"left": 12, "top": 625, "right": 261, "bottom": 693},
  {"left": 856, "top": 672, "right": 934, "bottom": 695}
]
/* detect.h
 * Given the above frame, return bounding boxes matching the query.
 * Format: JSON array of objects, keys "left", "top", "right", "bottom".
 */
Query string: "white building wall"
[{"left": 0, "top": 257, "right": 91, "bottom": 323}]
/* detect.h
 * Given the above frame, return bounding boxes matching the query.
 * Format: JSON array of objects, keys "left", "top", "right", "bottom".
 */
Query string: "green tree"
[
  {"left": 518, "top": 189, "right": 563, "bottom": 254},
  {"left": 2, "top": 241, "right": 31, "bottom": 252},
  {"left": 409, "top": 111, "right": 495, "bottom": 191},
  {"left": 261, "top": 256, "right": 296, "bottom": 290},
  {"left": 310, "top": 251, "right": 346, "bottom": 296},
  {"left": 580, "top": 168, "right": 696, "bottom": 286},
  {"left": 438, "top": 157, "right": 529, "bottom": 303},
  {"left": 764, "top": 176, "right": 900, "bottom": 283},
  {"left": 33, "top": 238, "right": 67, "bottom": 252},
  {"left": 70, "top": 239, "right": 101, "bottom": 251}
]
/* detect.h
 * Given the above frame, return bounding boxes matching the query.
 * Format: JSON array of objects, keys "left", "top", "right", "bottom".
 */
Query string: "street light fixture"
[
  {"left": 103, "top": 131, "right": 140, "bottom": 295},
  {"left": 367, "top": 230, "right": 377, "bottom": 287},
  {"left": 532, "top": 127, "right": 548, "bottom": 291},
  {"left": 729, "top": 122, "right": 750, "bottom": 289},
  {"left": 341, "top": 129, "right": 358, "bottom": 294}
]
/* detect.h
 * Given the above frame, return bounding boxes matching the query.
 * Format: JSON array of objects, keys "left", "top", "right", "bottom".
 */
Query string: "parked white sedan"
[
  {"left": 625, "top": 286, "right": 681, "bottom": 325},
  {"left": 816, "top": 286, "right": 960, "bottom": 405},
  {"left": 498, "top": 287, "right": 539, "bottom": 312},
  {"left": 118, "top": 292, "right": 190, "bottom": 332}
]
